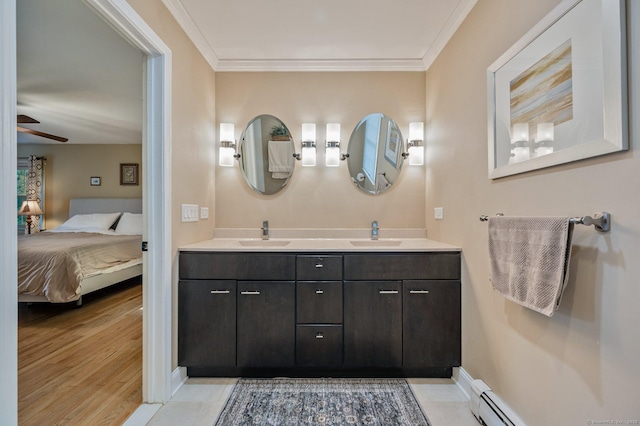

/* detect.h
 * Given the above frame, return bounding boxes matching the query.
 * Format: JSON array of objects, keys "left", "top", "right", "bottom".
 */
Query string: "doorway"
[{"left": 1, "top": 0, "right": 172, "bottom": 423}]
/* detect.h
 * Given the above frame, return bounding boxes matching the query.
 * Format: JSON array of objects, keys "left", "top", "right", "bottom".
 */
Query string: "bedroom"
[{"left": 15, "top": 0, "right": 145, "bottom": 423}]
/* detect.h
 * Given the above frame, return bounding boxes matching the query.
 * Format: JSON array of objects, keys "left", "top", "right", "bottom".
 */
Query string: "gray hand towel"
[{"left": 488, "top": 216, "right": 574, "bottom": 317}]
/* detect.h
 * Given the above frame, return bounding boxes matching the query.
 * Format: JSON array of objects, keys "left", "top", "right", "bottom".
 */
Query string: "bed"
[{"left": 18, "top": 198, "right": 143, "bottom": 305}]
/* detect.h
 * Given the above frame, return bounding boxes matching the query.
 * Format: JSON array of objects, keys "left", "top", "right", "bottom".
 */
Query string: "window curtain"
[{"left": 25, "top": 155, "right": 45, "bottom": 233}]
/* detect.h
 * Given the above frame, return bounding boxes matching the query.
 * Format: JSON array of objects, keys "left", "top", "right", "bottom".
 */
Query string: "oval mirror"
[
  {"left": 347, "top": 113, "right": 404, "bottom": 194},
  {"left": 238, "top": 114, "right": 295, "bottom": 195}
]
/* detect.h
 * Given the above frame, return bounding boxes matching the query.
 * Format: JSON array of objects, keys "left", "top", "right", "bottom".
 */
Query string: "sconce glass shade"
[
  {"left": 326, "top": 123, "right": 340, "bottom": 142},
  {"left": 512, "top": 123, "right": 529, "bottom": 143},
  {"left": 536, "top": 122, "right": 554, "bottom": 142},
  {"left": 220, "top": 123, "right": 235, "bottom": 142},
  {"left": 326, "top": 142, "right": 340, "bottom": 167},
  {"left": 302, "top": 123, "right": 316, "bottom": 142},
  {"left": 408, "top": 122, "right": 424, "bottom": 166},
  {"left": 409, "top": 122, "right": 424, "bottom": 142},
  {"left": 408, "top": 144, "right": 424, "bottom": 166},
  {"left": 301, "top": 143, "right": 316, "bottom": 167},
  {"left": 219, "top": 143, "right": 236, "bottom": 167}
]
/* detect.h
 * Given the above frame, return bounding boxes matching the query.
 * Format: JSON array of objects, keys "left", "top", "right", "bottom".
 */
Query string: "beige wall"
[
  {"left": 17, "top": 144, "right": 142, "bottom": 227},
  {"left": 125, "top": 0, "right": 216, "bottom": 368},
  {"left": 215, "top": 72, "right": 426, "bottom": 230},
  {"left": 426, "top": 0, "right": 640, "bottom": 423}
]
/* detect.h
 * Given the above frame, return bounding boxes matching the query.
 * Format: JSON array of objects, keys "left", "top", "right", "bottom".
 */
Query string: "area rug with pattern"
[{"left": 214, "top": 378, "right": 430, "bottom": 426}]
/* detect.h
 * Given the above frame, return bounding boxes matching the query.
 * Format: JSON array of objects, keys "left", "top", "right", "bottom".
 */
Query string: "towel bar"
[{"left": 479, "top": 211, "right": 611, "bottom": 232}]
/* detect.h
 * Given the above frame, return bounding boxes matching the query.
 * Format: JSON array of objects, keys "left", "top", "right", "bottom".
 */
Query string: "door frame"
[{"left": 1, "top": 1, "right": 173, "bottom": 421}]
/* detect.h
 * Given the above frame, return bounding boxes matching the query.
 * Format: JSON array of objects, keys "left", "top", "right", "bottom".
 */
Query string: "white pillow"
[
  {"left": 114, "top": 212, "right": 142, "bottom": 235},
  {"left": 50, "top": 212, "right": 121, "bottom": 233}
]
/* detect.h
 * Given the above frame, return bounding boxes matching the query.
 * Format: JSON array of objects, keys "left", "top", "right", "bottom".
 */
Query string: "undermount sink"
[
  {"left": 350, "top": 240, "right": 403, "bottom": 247},
  {"left": 238, "top": 240, "right": 291, "bottom": 247}
]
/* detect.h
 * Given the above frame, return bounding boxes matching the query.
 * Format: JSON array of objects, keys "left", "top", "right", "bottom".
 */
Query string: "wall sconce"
[
  {"left": 294, "top": 123, "right": 317, "bottom": 166},
  {"left": 325, "top": 123, "right": 343, "bottom": 167},
  {"left": 407, "top": 122, "right": 424, "bottom": 166},
  {"left": 18, "top": 200, "right": 43, "bottom": 234},
  {"left": 219, "top": 123, "right": 239, "bottom": 167},
  {"left": 534, "top": 122, "right": 554, "bottom": 156},
  {"left": 510, "top": 123, "right": 530, "bottom": 163}
]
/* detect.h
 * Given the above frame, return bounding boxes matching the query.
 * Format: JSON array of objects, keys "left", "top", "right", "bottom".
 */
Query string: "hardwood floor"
[{"left": 18, "top": 278, "right": 142, "bottom": 426}]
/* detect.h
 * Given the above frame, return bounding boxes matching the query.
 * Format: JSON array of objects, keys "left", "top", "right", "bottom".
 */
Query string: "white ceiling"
[
  {"left": 164, "top": 0, "right": 478, "bottom": 71},
  {"left": 16, "top": 0, "right": 477, "bottom": 144}
]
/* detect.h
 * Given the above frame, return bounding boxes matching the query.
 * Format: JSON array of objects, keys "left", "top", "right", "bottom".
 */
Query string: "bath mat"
[{"left": 214, "top": 378, "right": 430, "bottom": 425}]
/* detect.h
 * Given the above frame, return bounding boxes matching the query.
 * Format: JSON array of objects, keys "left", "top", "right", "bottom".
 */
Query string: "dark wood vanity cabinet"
[
  {"left": 237, "top": 281, "right": 295, "bottom": 368},
  {"left": 178, "top": 279, "right": 236, "bottom": 367},
  {"left": 343, "top": 280, "right": 403, "bottom": 367},
  {"left": 179, "top": 250, "right": 460, "bottom": 377}
]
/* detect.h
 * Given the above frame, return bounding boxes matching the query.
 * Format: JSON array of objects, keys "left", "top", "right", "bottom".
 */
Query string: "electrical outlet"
[
  {"left": 181, "top": 204, "right": 199, "bottom": 222},
  {"left": 200, "top": 207, "right": 209, "bottom": 219},
  {"left": 434, "top": 207, "right": 444, "bottom": 220}
]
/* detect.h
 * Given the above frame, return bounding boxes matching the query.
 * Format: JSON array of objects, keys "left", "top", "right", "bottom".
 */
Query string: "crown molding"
[
  {"left": 214, "top": 58, "right": 427, "bottom": 72},
  {"left": 161, "top": 0, "right": 219, "bottom": 70},
  {"left": 422, "top": 0, "right": 478, "bottom": 70},
  {"left": 163, "top": 0, "right": 477, "bottom": 72}
]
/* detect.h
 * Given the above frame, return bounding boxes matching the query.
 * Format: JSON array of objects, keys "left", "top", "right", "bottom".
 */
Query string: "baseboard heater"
[{"left": 470, "top": 379, "right": 524, "bottom": 426}]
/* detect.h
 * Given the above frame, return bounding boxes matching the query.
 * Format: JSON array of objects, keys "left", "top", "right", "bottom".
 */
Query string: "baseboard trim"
[
  {"left": 171, "top": 366, "right": 188, "bottom": 397},
  {"left": 452, "top": 366, "right": 473, "bottom": 401}
]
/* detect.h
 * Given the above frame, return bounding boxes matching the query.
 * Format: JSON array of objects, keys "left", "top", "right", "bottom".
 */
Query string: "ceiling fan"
[{"left": 17, "top": 114, "right": 68, "bottom": 143}]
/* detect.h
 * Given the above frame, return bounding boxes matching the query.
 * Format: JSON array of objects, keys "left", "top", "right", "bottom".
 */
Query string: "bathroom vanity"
[{"left": 178, "top": 238, "right": 461, "bottom": 378}]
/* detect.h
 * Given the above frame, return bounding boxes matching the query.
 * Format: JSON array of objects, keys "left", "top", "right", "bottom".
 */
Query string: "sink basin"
[
  {"left": 350, "top": 240, "right": 402, "bottom": 247},
  {"left": 238, "top": 240, "right": 291, "bottom": 247}
]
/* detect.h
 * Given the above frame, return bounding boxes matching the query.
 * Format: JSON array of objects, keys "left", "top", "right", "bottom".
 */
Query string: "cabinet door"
[
  {"left": 403, "top": 280, "right": 461, "bottom": 368},
  {"left": 178, "top": 280, "right": 236, "bottom": 367},
  {"left": 344, "top": 281, "right": 402, "bottom": 368},
  {"left": 237, "top": 281, "right": 295, "bottom": 368}
]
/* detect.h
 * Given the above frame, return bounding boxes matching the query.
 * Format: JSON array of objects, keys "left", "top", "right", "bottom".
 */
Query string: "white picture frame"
[{"left": 487, "top": 0, "right": 627, "bottom": 179}]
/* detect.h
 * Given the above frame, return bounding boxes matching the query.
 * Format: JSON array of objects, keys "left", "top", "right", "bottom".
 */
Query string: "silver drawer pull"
[
  {"left": 240, "top": 291, "right": 261, "bottom": 295},
  {"left": 409, "top": 290, "right": 430, "bottom": 294},
  {"left": 315, "top": 290, "right": 324, "bottom": 294},
  {"left": 315, "top": 263, "right": 324, "bottom": 268},
  {"left": 210, "top": 290, "right": 230, "bottom": 294},
  {"left": 315, "top": 333, "right": 324, "bottom": 339},
  {"left": 379, "top": 290, "right": 399, "bottom": 294}
]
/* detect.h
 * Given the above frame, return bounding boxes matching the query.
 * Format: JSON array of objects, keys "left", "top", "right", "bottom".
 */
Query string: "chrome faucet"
[
  {"left": 261, "top": 220, "right": 269, "bottom": 240},
  {"left": 371, "top": 220, "right": 379, "bottom": 240}
]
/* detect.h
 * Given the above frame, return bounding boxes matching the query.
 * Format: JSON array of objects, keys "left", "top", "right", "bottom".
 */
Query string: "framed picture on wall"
[
  {"left": 90, "top": 176, "right": 101, "bottom": 186},
  {"left": 384, "top": 121, "right": 400, "bottom": 168},
  {"left": 486, "top": 0, "right": 627, "bottom": 179},
  {"left": 120, "top": 163, "right": 139, "bottom": 185}
]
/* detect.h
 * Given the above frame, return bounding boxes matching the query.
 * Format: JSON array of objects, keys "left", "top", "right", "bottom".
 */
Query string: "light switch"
[
  {"left": 200, "top": 207, "right": 209, "bottom": 219},
  {"left": 434, "top": 207, "right": 444, "bottom": 220},
  {"left": 181, "top": 204, "right": 199, "bottom": 222}
]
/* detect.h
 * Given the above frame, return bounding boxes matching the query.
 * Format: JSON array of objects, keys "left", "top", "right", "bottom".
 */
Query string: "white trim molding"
[
  {"left": 84, "top": 0, "right": 173, "bottom": 404},
  {"left": 161, "top": 0, "right": 478, "bottom": 72},
  {"left": 452, "top": 366, "right": 474, "bottom": 401},
  {"left": 0, "top": 1, "right": 18, "bottom": 424},
  {"left": 171, "top": 366, "right": 188, "bottom": 397}
]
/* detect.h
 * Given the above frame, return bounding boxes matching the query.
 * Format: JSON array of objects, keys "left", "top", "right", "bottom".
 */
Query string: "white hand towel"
[
  {"left": 488, "top": 216, "right": 574, "bottom": 317},
  {"left": 268, "top": 141, "right": 293, "bottom": 179}
]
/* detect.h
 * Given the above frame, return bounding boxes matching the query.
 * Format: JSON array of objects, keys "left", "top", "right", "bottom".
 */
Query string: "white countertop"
[{"left": 180, "top": 237, "right": 460, "bottom": 253}]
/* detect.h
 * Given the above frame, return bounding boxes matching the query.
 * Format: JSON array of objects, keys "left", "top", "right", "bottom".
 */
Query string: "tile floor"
[{"left": 140, "top": 377, "right": 478, "bottom": 426}]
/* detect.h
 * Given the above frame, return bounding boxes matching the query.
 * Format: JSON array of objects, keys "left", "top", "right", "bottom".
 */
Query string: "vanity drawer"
[
  {"left": 297, "top": 281, "right": 343, "bottom": 324},
  {"left": 296, "top": 255, "right": 343, "bottom": 281},
  {"left": 180, "top": 252, "right": 295, "bottom": 280},
  {"left": 344, "top": 252, "right": 460, "bottom": 280},
  {"left": 296, "top": 325, "right": 343, "bottom": 368}
]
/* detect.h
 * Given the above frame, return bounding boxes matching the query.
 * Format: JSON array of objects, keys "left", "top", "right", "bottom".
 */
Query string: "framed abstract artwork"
[{"left": 487, "top": 0, "right": 627, "bottom": 179}]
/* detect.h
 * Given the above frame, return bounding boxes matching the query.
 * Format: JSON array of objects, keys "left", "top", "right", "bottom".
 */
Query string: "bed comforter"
[{"left": 18, "top": 232, "right": 142, "bottom": 303}]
